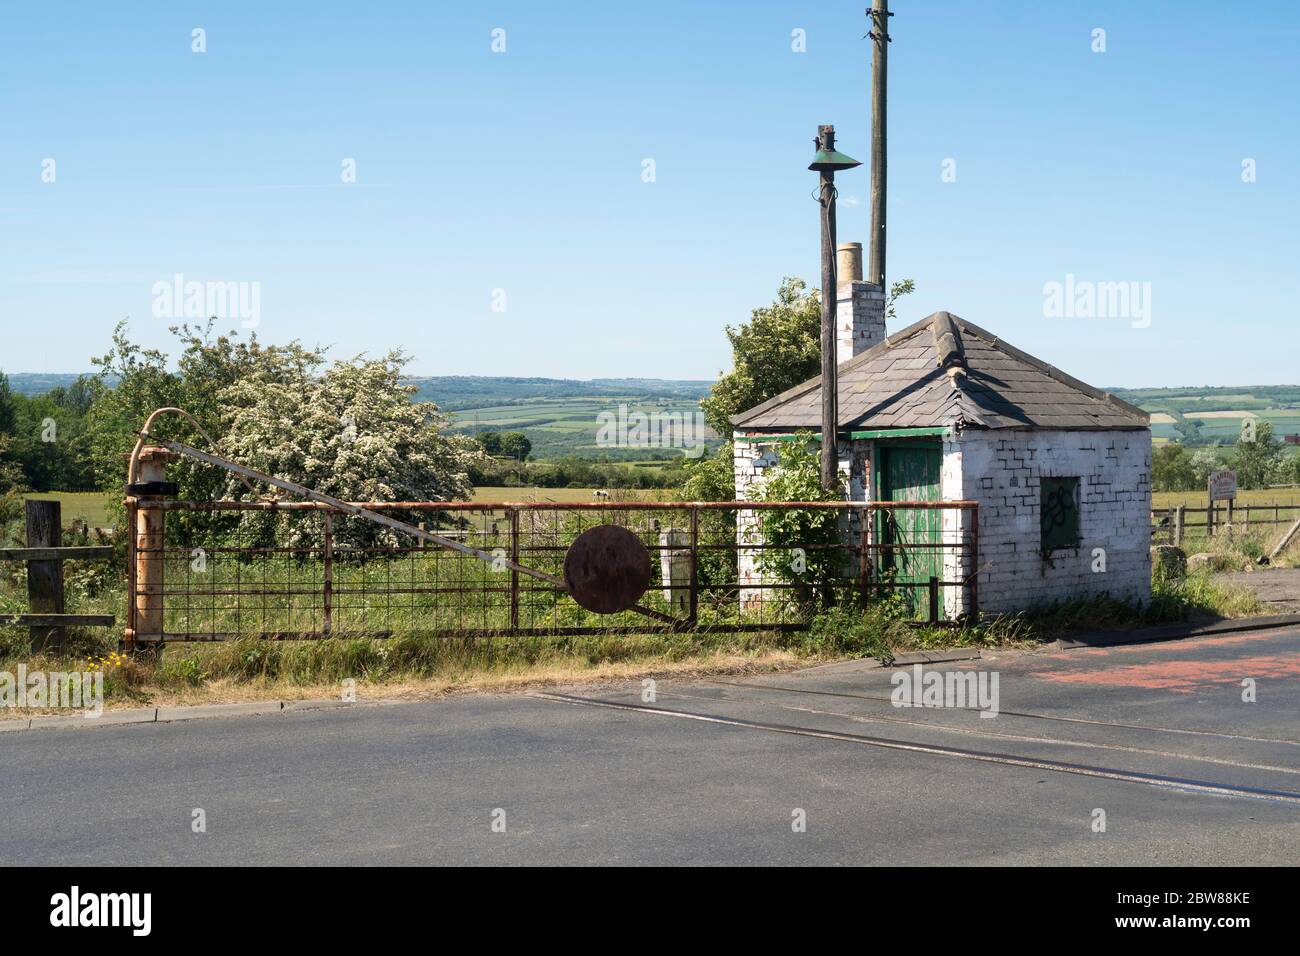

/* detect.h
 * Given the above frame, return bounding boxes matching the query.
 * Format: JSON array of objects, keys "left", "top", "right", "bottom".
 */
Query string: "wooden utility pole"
[
  {"left": 818, "top": 125, "right": 841, "bottom": 493},
  {"left": 866, "top": 0, "right": 891, "bottom": 288}
]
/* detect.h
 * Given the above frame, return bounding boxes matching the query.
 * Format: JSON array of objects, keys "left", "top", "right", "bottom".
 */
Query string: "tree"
[
  {"left": 0, "top": 372, "right": 16, "bottom": 435},
  {"left": 1233, "top": 420, "right": 1283, "bottom": 490},
  {"left": 0, "top": 434, "right": 25, "bottom": 495},
  {"left": 1152, "top": 443, "right": 1198, "bottom": 492},
  {"left": 497, "top": 432, "right": 531, "bottom": 461},
  {"left": 678, "top": 444, "right": 735, "bottom": 501},
  {"left": 695, "top": 275, "right": 914, "bottom": 512},
  {"left": 1189, "top": 446, "right": 1224, "bottom": 487},
  {"left": 700, "top": 278, "right": 822, "bottom": 439},
  {"left": 886, "top": 278, "right": 915, "bottom": 321},
  {"left": 0, "top": 372, "right": 99, "bottom": 492},
  {"left": 218, "top": 350, "right": 478, "bottom": 547},
  {"left": 84, "top": 320, "right": 329, "bottom": 503},
  {"left": 1173, "top": 416, "right": 1203, "bottom": 444},
  {"left": 0, "top": 384, "right": 27, "bottom": 534},
  {"left": 84, "top": 321, "right": 184, "bottom": 492},
  {"left": 478, "top": 432, "right": 502, "bottom": 455},
  {"left": 700, "top": 275, "right": 915, "bottom": 440},
  {"left": 752, "top": 436, "right": 844, "bottom": 610},
  {"left": 81, "top": 321, "right": 477, "bottom": 546}
]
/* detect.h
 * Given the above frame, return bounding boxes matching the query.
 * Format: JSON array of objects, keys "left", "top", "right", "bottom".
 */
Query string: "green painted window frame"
[{"left": 1040, "top": 476, "right": 1081, "bottom": 553}]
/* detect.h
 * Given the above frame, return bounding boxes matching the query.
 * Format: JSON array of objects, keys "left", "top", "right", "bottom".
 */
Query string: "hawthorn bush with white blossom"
[
  {"left": 82, "top": 322, "right": 477, "bottom": 549},
  {"left": 219, "top": 351, "right": 477, "bottom": 548}
]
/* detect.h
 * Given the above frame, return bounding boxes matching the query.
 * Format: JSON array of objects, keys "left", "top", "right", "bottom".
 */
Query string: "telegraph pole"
[{"left": 866, "top": 0, "right": 891, "bottom": 289}]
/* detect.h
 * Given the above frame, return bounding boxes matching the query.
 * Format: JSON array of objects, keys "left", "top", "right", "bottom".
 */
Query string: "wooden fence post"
[
  {"left": 1174, "top": 505, "right": 1184, "bottom": 548},
  {"left": 25, "top": 499, "right": 65, "bottom": 652}
]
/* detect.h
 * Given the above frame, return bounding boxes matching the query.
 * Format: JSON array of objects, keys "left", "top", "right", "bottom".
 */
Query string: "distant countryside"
[
  {"left": 1113, "top": 385, "right": 1300, "bottom": 446},
  {"left": 4, "top": 373, "right": 1299, "bottom": 510},
  {"left": 417, "top": 375, "right": 718, "bottom": 461}
]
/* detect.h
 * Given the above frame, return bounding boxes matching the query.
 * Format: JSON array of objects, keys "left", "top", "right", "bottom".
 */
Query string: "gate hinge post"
[{"left": 129, "top": 445, "right": 177, "bottom": 655}]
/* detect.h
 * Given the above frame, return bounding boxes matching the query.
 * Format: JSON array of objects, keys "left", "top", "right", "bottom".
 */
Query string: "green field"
[
  {"left": 20, "top": 492, "right": 117, "bottom": 528},
  {"left": 449, "top": 397, "right": 717, "bottom": 461},
  {"left": 1111, "top": 385, "right": 1300, "bottom": 445},
  {"left": 16, "top": 489, "right": 650, "bottom": 527},
  {"left": 396, "top": 374, "right": 722, "bottom": 463}
]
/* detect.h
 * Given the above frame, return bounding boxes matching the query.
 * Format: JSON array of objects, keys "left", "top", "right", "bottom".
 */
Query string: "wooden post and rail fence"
[
  {"left": 1151, "top": 501, "right": 1300, "bottom": 548},
  {"left": 0, "top": 499, "right": 115, "bottom": 650}
]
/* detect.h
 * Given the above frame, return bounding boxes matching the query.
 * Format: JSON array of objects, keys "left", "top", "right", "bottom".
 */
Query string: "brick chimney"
[{"left": 836, "top": 241, "right": 886, "bottom": 364}]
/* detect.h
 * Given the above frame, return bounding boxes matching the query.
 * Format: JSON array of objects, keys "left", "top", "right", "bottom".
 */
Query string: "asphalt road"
[
  {"left": 3, "top": 627, "right": 1299, "bottom": 866},
  {"left": 1217, "top": 567, "right": 1300, "bottom": 612}
]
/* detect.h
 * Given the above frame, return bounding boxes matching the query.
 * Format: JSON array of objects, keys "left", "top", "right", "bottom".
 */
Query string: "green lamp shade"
[{"left": 808, "top": 148, "right": 862, "bottom": 172}]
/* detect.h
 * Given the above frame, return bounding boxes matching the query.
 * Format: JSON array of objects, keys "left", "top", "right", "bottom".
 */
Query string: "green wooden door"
[{"left": 877, "top": 443, "right": 943, "bottom": 618}]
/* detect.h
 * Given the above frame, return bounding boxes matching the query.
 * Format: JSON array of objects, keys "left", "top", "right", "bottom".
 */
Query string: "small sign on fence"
[{"left": 1208, "top": 470, "right": 1237, "bottom": 502}]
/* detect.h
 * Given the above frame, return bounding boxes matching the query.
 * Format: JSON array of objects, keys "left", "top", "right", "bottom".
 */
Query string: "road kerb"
[
  {"left": 28, "top": 708, "right": 158, "bottom": 731},
  {"left": 1055, "top": 613, "right": 1300, "bottom": 649},
  {"left": 155, "top": 701, "right": 285, "bottom": 723}
]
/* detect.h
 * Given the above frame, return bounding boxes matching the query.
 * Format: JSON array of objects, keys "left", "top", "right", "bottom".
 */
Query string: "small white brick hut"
[{"left": 731, "top": 248, "right": 1152, "bottom": 616}]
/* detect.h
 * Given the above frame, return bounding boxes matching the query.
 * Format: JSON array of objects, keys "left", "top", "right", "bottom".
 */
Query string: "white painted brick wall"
[
  {"left": 939, "top": 437, "right": 970, "bottom": 618},
  {"left": 958, "top": 429, "right": 1151, "bottom": 614},
  {"left": 735, "top": 427, "right": 1149, "bottom": 617},
  {"left": 733, "top": 435, "right": 769, "bottom": 608},
  {"left": 836, "top": 281, "right": 886, "bottom": 364}
]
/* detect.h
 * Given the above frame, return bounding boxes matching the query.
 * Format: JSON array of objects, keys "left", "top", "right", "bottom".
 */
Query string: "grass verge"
[{"left": 0, "top": 564, "right": 1268, "bottom": 717}]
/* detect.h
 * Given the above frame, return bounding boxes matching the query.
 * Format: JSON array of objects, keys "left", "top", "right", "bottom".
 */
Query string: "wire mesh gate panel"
[{"left": 127, "top": 500, "right": 979, "bottom": 643}]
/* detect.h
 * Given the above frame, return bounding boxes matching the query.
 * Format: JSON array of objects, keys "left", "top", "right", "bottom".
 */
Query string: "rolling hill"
[{"left": 11, "top": 372, "right": 1298, "bottom": 458}]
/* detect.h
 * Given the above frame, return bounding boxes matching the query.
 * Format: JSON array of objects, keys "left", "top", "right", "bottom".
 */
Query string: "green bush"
[
  {"left": 753, "top": 436, "right": 846, "bottom": 611},
  {"left": 800, "top": 596, "right": 913, "bottom": 657}
]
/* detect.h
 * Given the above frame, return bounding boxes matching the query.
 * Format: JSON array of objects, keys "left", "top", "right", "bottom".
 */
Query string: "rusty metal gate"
[
  {"left": 120, "top": 412, "right": 977, "bottom": 646},
  {"left": 126, "top": 496, "right": 979, "bottom": 644}
]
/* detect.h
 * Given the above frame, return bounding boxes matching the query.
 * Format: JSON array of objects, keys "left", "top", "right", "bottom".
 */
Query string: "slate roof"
[{"left": 731, "top": 311, "right": 1149, "bottom": 433}]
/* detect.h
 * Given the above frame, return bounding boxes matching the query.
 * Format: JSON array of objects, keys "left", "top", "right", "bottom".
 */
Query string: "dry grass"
[
  {"left": 472, "top": 486, "right": 607, "bottom": 503},
  {"left": 0, "top": 647, "right": 806, "bottom": 717},
  {"left": 470, "top": 486, "right": 669, "bottom": 504},
  {"left": 1152, "top": 488, "right": 1300, "bottom": 509},
  {"left": 147, "top": 648, "right": 805, "bottom": 707},
  {"left": 1185, "top": 410, "right": 1260, "bottom": 420},
  {"left": 15, "top": 487, "right": 649, "bottom": 521}
]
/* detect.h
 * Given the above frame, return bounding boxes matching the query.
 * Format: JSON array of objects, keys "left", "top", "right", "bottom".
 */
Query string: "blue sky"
[{"left": 2, "top": 1, "right": 1296, "bottom": 387}]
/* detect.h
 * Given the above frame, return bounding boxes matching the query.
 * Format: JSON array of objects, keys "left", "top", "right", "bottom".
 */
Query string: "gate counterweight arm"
[
  {"left": 129, "top": 407, "right": 676, "bottom": 624},
  {"left": 148, "top": 437, "right": 568, "bottom": 588}
]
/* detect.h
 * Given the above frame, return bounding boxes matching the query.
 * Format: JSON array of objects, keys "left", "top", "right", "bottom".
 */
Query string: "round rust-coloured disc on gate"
[{"left": 564, "top": 524, "right": 652, "bottom": 614}]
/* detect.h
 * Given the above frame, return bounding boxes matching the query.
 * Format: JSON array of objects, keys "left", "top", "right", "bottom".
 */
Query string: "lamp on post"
[{"left": 809, "top": 125, "right": 861, "bottom": 493}]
